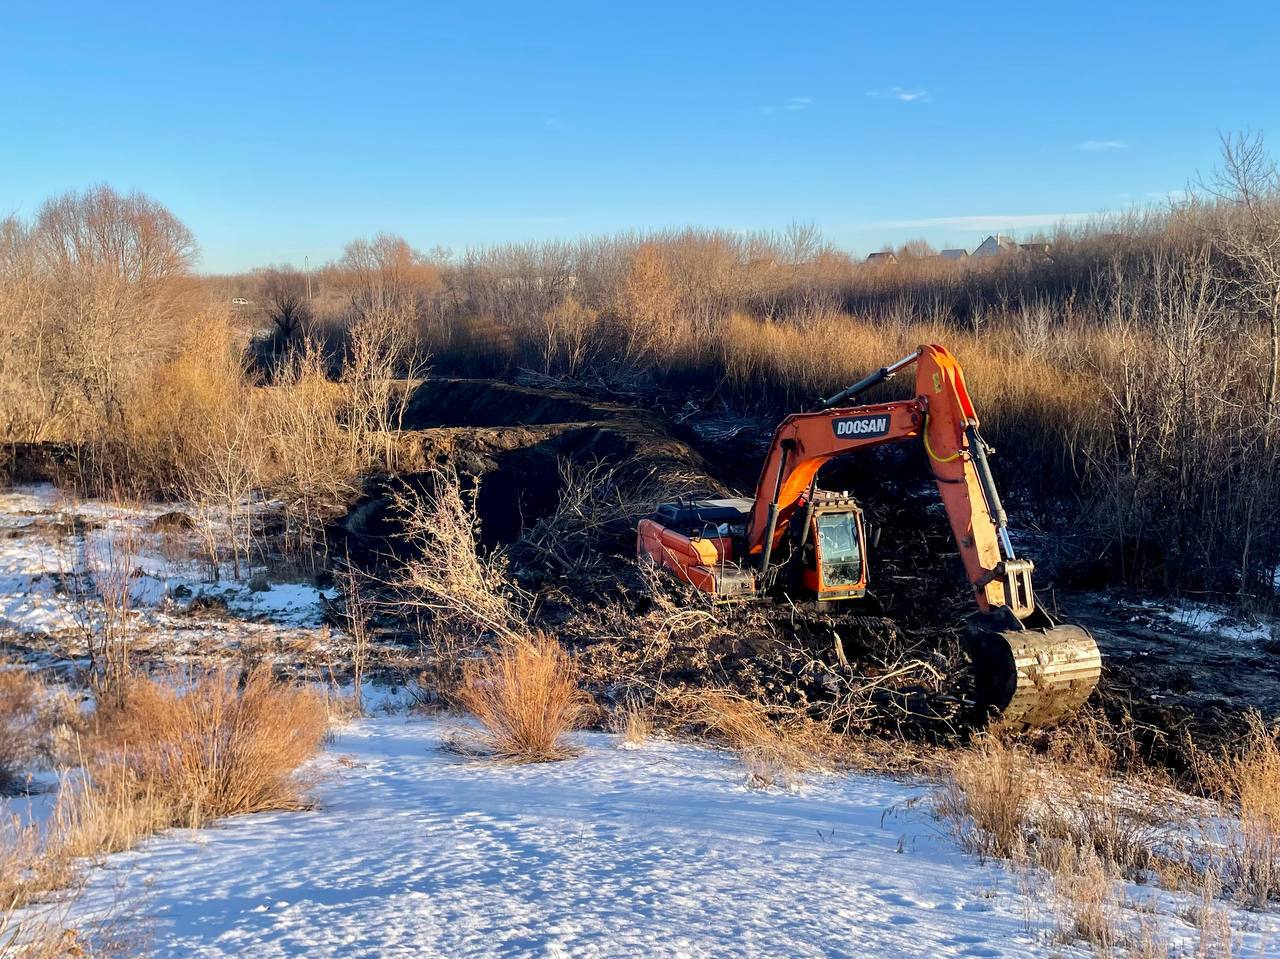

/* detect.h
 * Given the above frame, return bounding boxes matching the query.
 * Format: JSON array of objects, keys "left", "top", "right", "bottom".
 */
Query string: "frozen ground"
[
  {"left": 18, "top": 717, "right": 1268, "bottom": 959},
  {"left": 0, "top": 484, "right": 354, "bottom": 676},
  {"left": 37, "top": 718, "right": 1053, "bottom": 957}
]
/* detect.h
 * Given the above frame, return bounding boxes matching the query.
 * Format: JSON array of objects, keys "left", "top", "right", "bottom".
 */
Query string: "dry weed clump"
[
  {"left": 674, "top": 689, "right": 838, "bottom": 787},
  {"left": 609, "top": 697, "right": 653, "bottom": 748},
  {"left": 1048, "top": 842, "right": 1120, "bottom": 953},
  {"left": 90, "top": 667, "right": 328, "bottom": 828},
  {"left": 0, "top": 668, "right": 327, "bottom": 915},
  {"left": 452, "top": 633, "right": 592, "bottom": 763},
  {"left": 937, "top": 733, "right": 1034, "bottom": 861},
  {"left": 0, "top": 666, "right": 48, "bottom": 795},
  {"left": 1196, "top": 713, "right": 1280, "bottom": 907}
]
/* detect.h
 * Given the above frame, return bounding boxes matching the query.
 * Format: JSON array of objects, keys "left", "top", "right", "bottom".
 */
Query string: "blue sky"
[{"left": 3, "top": 1, "right": 1278, "bottom": 273}]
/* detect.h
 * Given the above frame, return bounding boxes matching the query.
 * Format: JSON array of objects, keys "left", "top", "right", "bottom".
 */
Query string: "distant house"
[
  {"left": 865, "top": 251, "right": 898, "bottom": 265},
  {"left": 971, "top": 234, "right": 1053, "bottom": 260},
  {"left": 938, "top": 248, "right": 969, "bottom": 261},
  {"left": 971, "top": 234, "right": 1022, "bottom": 258}
]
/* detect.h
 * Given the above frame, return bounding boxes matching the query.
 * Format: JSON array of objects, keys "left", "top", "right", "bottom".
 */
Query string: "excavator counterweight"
[{"left": 636, "top": 344, "right": 1101, "bottom": 730}]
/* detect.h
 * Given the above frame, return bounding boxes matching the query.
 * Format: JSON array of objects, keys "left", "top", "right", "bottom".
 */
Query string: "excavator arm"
[{"left": 746, "top": 345, "right": 1023, "bottom": 617}]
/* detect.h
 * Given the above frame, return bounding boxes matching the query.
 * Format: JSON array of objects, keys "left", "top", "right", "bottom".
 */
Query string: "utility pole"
[{"left": 305, "top": 255, "right": 313, "bottom": 301}]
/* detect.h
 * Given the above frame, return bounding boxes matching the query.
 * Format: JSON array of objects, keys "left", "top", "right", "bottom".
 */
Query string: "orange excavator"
[{"left": 637, "top": 344, "right": 1100, "bottom": 729}]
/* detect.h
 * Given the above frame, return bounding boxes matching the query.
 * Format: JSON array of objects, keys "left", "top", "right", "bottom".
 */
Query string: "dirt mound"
[
  {"left": 400, "top": 378, "right": 618, "bottom": 429},
  {"left": 338, "top": 377, "right": 720, "bottom": 558}
]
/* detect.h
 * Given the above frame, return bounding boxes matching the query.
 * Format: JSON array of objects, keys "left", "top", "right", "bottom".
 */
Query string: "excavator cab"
[{"left": 796, "top": 495, "right": 868, "bottom": 600}]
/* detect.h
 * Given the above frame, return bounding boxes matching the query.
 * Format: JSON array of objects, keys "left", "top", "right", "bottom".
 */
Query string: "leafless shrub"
[
  {"left": 538, "top": 296, "right": 600, "bottom": 376},
  {"left": 341, "top": 305, "right": 430, "bottom": 471},
  {"left": 335, "top": 557, "right": 373, "bottom": 715},
  {"left": 260, "top": 341, "right": 360, "bottom": 556},
  {"left": 452, "top": 633, "right": 592, "bottom": 763},
  {"left": 74, "top": 525, "right": 140, "bottom": 709},
  {"left": 515, "top": 458, "right": 654, "bottom": 585},
  {"left": 393, "top": 468, "right": 527, "bottom": 656}
]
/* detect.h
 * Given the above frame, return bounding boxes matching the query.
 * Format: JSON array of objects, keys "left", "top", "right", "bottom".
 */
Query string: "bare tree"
[
  {"left": 1205, "top": 132, "right": 1280, "bottom": 427},
  {"left": 257, "top": 265, "right": 312, "bottom": 345},
  {"left": 897, "top": 238, "right": 938, "bottom": 260},
  {"left": 23, "top": 186, "right": 198, "bottom": 429}
]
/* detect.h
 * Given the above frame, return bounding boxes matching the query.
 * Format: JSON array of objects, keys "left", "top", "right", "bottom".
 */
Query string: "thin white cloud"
[
  {"left": 1077, "top": 139, "right": 1127, "bottom": 151},
  {"left": 862, "top": 213, "right": 1096, "bottom": 231},
  {"left": 866, "top": 87, "right": 930, "bottom": 103},
  {"left": 759, "top": 96, "right": 812, "bottom": 115}
]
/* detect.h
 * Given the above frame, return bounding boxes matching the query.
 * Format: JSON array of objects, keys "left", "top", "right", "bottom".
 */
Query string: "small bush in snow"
[
  {"left": 89, "top": 666, "right": 328, "bottom": 828},
  {"left": 453, "top": 633, "right": 591, "bottom": 763}
]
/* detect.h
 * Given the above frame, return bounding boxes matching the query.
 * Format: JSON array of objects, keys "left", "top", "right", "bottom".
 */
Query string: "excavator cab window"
[{"left": 814, "top": 511, "right": 863, "bottom": 588}]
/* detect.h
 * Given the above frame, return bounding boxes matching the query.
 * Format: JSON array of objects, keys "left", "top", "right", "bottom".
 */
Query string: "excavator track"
[{"left": 965, "top": 625, "right": 1102, "bottom": 730}]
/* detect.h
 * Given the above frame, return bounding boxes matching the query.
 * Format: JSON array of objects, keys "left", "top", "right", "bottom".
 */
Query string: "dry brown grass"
[
  {"left": 0, "top": 905, "right": 136, "bottom": 959},
  {"left": 673, "top": 689, "right": 837, "bottom": 787},
  {"left": 1048, "top": 842, "right": 1120, "bottom": 953},
  {"left": 937, "top": 733, "right": 1034, "bottom": 860},
  {"left": 452, "top": 633, "right": 592, "bottom": 763},
  {"left": 933, "top": 715, "right": 1280, "bottom": 955},
  {"left": 609, "top": 697, "right": 653, "bottom": 747},
  {"left": 0, "top": 668, "right": 326, "bottom": 915},
  {"left": 1196, "top": 714, "right": 1280, "bottom": 907},
  {"left": 0, "top": 667, "right": 47, "bottom": 795},
  {"left": 90, "top": 667, "right": 328, "bottom": 828}
]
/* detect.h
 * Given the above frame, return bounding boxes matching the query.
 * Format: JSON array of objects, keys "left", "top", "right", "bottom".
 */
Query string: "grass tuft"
[{"left": 453, "top": 633, "right": 592, "bottom": 763}]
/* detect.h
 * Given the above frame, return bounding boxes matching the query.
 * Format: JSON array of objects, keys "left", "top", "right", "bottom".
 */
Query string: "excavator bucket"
[{"left": 965, "top": 622, "right": 1101, "bottom": 730}]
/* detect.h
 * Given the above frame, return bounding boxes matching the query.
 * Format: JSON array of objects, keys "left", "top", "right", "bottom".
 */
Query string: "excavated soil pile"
[{"left": 338, "top": 377, "right": 722, "bottom": 557}]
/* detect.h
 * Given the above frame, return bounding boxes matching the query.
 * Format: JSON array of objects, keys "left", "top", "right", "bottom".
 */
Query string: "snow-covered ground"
[
  {"left": 54, "top": 718, "right": 1049, "bottom": 958},
  {"left": 21, "top": 717, "right": 1267, "bottom": 959},
  {"left": 0, "top": 484, "right": 346, "bottom": 674},
  {"left": 1140, "top": 599, "right": 1277, "bottom": 645}
]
